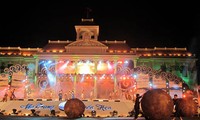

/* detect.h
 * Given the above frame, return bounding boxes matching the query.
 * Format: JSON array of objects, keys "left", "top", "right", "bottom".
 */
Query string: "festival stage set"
[{"left": 0, "top": 18, "right": 198, "bottom": 117}]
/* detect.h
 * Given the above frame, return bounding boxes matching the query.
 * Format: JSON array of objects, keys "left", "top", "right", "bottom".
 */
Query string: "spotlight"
[
  {"left": 50, "top": 110, "right": 56, "bottom": 116},
  {"left": 91, "top": 110, "right": 96, "bottom": 117},
  {"left": 112, "top": 110, "right": 118, "bottom": 117},
  {"left": 29, "top": 109, "right": 38, "bottom": 116},
  {"left": 10, "top": 109, "right": 18, "bottom": 116}
]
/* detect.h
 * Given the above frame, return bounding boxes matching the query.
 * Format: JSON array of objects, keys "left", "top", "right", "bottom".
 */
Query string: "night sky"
[{"left": 0, "top": 1, "right": 199, "bottom": 83}]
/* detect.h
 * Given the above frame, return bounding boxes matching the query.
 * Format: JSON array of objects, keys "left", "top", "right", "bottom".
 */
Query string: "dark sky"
[
  {"left": 0, "top": 1, "right": 200, "bottom": 65},
  {"left": 0, "top": 1, "right": 199, "bottom": 83}
]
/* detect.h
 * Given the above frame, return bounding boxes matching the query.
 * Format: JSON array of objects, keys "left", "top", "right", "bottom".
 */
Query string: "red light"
[{"left": 183, "top": 94, "right": 186, "bottom": 98}]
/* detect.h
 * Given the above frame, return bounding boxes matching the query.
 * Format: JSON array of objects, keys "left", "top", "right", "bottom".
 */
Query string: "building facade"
[{"left": 0, "top": 18, "right": 198, "bottom": 101}]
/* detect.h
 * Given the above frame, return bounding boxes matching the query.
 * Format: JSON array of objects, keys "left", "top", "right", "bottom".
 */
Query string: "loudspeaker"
[
  {"left": 36, "top": 99, "right": 42, "bottom": 101},
  {"left": 114, "top": 100, "right": 120, "bottom": 102},
  {"left": 103, "top": 100, "right": 109, "bottom": 102},
  {"left": 18, "top": 99, "right": 24, "bottom": 101}
]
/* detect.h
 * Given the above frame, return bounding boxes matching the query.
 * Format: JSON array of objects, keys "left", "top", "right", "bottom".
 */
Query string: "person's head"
[
  {"left": 174, "top": 94, "right": 178, "bottom": 99},
  {"left": 136, "top": 94, "right": 140, "bottom": 97}
]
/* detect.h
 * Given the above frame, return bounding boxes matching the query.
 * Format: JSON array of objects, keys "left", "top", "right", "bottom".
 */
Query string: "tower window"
[{"left": 79, "top": 36, "right": 83, "bottom": 39}]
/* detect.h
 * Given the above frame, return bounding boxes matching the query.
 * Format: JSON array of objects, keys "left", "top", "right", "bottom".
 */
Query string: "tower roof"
[{"left": 79, "top": 18, "right": 96, "bottom": 25}]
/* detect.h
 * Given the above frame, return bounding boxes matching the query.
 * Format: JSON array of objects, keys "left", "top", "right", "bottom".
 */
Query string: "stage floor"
[{"left": 0, "top": 116, "right": 199, "bottom": 120}]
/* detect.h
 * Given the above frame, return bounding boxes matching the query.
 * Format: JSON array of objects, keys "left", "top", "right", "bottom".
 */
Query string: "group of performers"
[
  {"left": 57, "top": 89, "right": 75, "bottom": 101},
  {"left": 1, "top": 87, "right": 137, "bottom": 101}
]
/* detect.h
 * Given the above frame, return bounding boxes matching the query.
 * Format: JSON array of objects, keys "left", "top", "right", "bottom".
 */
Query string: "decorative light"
[
  {"left": 187, "top": 53, "right": 192, "bottom": 56},
  {"left": 147, "top": 54, "right": 151, "bottom": 56},
  {"left": 59, "top": 50, "right": 63, "bottom": 53},
  {"left": 52, "top": 50, "right": 57, "bottom": 53},
  {"left": 133, "top": 74, "right": 137, "bottom": 79}
]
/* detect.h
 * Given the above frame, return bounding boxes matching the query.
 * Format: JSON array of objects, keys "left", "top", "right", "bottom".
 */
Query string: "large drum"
[
  {"left": 176, "top": 97, "right": 197, "bottom": 117},
  {"left": 141, "top": 89, "right": 174, "bottom": 120},
  {"left": 64, "top": 98, "right": 85, "bottom": 119}
]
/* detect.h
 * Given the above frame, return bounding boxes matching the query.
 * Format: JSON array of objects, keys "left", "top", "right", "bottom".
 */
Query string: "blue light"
[
  {"left": 47, "top": 60, "right": 52, "bottom": 64},
  {"left": 133, "top": 74, "right": 137, "bottom": 79},
  {"left": 124, "top": 61, "right": 128, "bottom": 64}
]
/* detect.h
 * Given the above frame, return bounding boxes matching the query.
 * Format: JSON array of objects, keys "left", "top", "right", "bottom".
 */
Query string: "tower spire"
[
  {"left": 85, "top": 7, "right": 92, "bottom": 18},
  {"left": 80, "top": 7, "right": 95, "bottom": 25}
]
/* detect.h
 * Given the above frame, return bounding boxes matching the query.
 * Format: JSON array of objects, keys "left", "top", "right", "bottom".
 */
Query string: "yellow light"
[
  {"left": 7, "top": 52, "right": 12, "bottom": 55},
  {"left": 147, "top": 54, "right": 151, "bottom": 56},
  {"left": 187, "top": 53, "right": 192, "bottom": 56},
  {"left": 52, "top": 50, "right": 57, "bottom": 53}
]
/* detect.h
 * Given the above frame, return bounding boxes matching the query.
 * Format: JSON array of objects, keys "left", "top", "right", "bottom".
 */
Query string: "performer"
[
  {"left": 71, "top": 90, "right": 75, "bottom": 99},
  {"left": 172, "top": 94, "right": 183, "bottom": 120},
  {"left": 49, "top": 90, "right": 53, "bottom": 99},
  {"left": 81, "top": 90, "right": 84, "bottom": 99},
  {"left": 90, "top": 90, "right": 93, "bottom": 100},
  {"left": 2, "top": 90, "right": 8, "bottom": 102},
  {"left": 109, "top": 92, "right": 112, "bottom": 100},
  {"left": 10, "top": 89, "right": 16, "bottom": 100},
  {"left": 134, "top": 94, "right": 142, "bottom": 120},
  {"left": 64, "top": 93, "right": 68, "bottom": 100},
  {"left": 58, "top": 90, "right": 63, "bottom": 101}
]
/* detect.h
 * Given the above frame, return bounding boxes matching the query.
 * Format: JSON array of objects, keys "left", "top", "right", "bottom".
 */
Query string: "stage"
[
  {"left": 0, "top": 99, "right": 133, "bottom": 117},
  {"left": 0, "top": 116, "right": 200, "bottom": 120}
]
